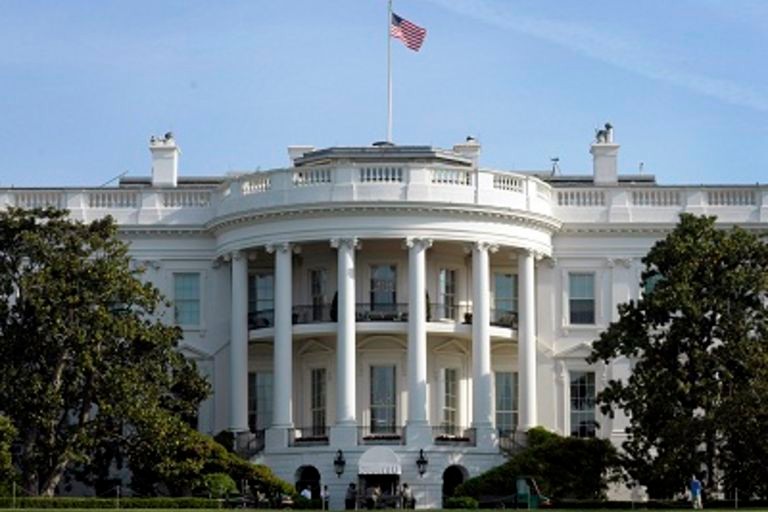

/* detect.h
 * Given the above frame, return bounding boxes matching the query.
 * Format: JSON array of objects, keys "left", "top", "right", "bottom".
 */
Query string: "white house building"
[{"left": 5, "top": 127, "right": 767, "bottom": 507}]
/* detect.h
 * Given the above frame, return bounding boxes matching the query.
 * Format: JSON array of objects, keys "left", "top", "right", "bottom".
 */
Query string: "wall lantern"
[
  {"left": 416, "top": 449, "right": 428, "bottom": 477},
  {"left": 334, "top": 449, "right": 346, "bottom": 477}
]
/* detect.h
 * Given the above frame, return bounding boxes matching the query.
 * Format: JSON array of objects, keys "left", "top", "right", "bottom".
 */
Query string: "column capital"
[
  {"left": 330, "top": 237, "right": 361, "bottom": 250},
  {"left": 265, "top": 242, "right": 296, "bottom": 254},
  {"left": 404, "top": 237, "right": 433, "bottom": 250},
  {"left": 470, "top": 241, "right": 499, "bottom": 253}
]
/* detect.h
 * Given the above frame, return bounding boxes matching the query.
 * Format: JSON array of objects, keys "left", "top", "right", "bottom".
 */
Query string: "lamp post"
[
  {"left": 334, "top": 449, "right": 346, "bottom": 477},
  {"left": 416, "top": 449, "right": 428, "bottom": 477}
]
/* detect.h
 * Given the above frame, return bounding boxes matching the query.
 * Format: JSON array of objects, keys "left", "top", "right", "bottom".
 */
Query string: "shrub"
[
  {"left": 444, "top": 496, "right": 479, "bottom": 509},
  {"left": 0, "top": 497, "right": 220, "bottom": 508},
  {"left": 456, "top": 427, "right": 620, "bottom": 501},
  {"left": 200, "top": 472, "right": 237, "bottom": 498}
]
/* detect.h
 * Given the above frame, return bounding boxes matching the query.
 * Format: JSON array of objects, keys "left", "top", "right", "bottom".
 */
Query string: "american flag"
[{"left": 390, "top": 12, "right": 427, "bottom": 52}]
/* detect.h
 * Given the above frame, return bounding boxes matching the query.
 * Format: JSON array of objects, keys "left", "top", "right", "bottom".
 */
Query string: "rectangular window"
[
  {"left": 248, "top": 272, "right": 274, "bottom": 327},
  {"left": 370, "top": 265, "right": 397, "bottom": 311},
  {"left": 442, "top": 368, "right": 458, "bottom": 427},
  {"left": 569, "top": 272, "right": 596, "bottom": 324},
  {"left": 311, "top": 368, "right": 326, "bottom": 435},
  {"left": 248, "top": 372, "right": 273, "bottom": 432},
  {"left": 570, "top": 371, "right": 596, "bottom": 438},
  {"left": 174, "top": 273, "right": 201, "bottom": 326},
  {"left": 310, "top": 269, "right": 328, "bottom": 322},
  {"left": 493, "top": 273, "right": 518, "bottom": 327},
  {"left": 438, "top": 269, "right": 457, "bottom": 320},
  {"left": 370, "top": 365, "right": 396, "bottom": 433},
  {"left": 495, "top": 371, "right": 519, "bottom": 434}
]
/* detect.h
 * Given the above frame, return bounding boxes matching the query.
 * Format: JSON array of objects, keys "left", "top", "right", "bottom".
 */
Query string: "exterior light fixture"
[
  {"left": 416, "top": 449, "right": 428, "bottom": 477},
  {"left": 333, "top": 449, "right": 346, "bottom": 477}
]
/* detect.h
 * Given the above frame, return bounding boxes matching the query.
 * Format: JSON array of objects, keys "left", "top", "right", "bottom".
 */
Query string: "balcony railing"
[
  {"left": 355, "top": 303, "right": 409, "bottom": 322},
  {"left": 248, "top": 305, "right": 517, "bottom": 329},
  {"left": 433, "top": 425, "right": 476, "bottom": 445},
  {"left": 234, "top": 429, "right": 265, "bottom": 458},
  {"left": 498, "top": 428, "right": 524, "bottom": 455},
  {"left": 289, "top": 426, "right": 330, "bottom": 446},
  {"left": 429, "top": 303, "right": 473, "bottom": 323},
  {"left": 357, "top": 425, "right": 405, "bottom": 445}
]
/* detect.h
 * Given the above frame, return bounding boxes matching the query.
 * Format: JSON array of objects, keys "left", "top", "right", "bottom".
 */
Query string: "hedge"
[
  {"left": 443, "top": 496, "right": 479, "bottom": 509},
  {"left": 0, "top": 497, "right": 221, "bottom": 508}
]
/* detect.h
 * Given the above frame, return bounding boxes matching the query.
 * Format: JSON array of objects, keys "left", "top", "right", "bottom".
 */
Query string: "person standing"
[
  {"left": 345, "top": 483, "right": 357, "bottom": 510},
  {"left": 690, "top": 475, "right": 703, "bottom": 509},
  {"left": 321, "top": 485, "right": 329, "bottom": 511}
]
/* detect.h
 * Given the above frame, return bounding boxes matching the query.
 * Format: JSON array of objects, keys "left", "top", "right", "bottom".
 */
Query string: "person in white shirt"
[{"left": 300, "top": 487, "right": 312, "bottom": 500}]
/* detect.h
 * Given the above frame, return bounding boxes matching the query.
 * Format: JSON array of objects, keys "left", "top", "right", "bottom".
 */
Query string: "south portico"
[{"left": 219, "top": 231, "right": 551, "bottom": 451}]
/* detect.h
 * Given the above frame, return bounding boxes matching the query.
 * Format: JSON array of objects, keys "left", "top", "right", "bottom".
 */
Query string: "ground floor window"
[
  {"left": 570, "top": 371, "right": 596, "bottom": 437},
  {"left": 442, "top": 368, "right": 458, "bottom": 428},
  {"left": 370, "top": 365, "right": 396, "bottom": 433},
  {"left": 311, "top": 368, "right": 326, "bottom": 435},
  {"left": 495, "top": 371, "right": 518, "bottom": 433}
]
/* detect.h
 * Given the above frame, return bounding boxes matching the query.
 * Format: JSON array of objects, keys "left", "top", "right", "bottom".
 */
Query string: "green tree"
[
  {"left": 0, "top": 207, "right": 209, "bottom": 496},
  {"left": 588, "top": 214, "right": 768, "bottom": 498},
  {"left": 0, "top": 415, "right": 17, "bottom": 495}
]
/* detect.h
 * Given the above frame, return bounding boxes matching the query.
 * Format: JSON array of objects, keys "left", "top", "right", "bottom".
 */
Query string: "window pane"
[
  {"left": 249, "top": 273, "right": 274, "bottom": 313},
  {"left": 370, "top": 365, "right": 396, "bottom": 433},
  {"left": 495, "top": 371, "right": 519, "bottom": 433},
  {"left": 311, "top": 368, "right": 326, "bottom": 434},
  {"left": 569, "top": 273, "right": 595, "bottom": 324},
  {"left": 494, "top": 273, "right": 518, "bottom": 312},
  {"left": 174, "top": 273, "right": 200, "bottom": 326},
  {"left": 371, "top": 265, "right": 396, "bottom": 308},
  {"left": 439, "top": 269, "right": 457, "bottom": 319},
  {"left": 570, "top": 371, "right": 596, "bottom": 437},
  {"left": 248, "top": 372, "right": 273, "bottom": 432},
  {"left": 443, "top": 368, "right": 458, "bottom": 427}
]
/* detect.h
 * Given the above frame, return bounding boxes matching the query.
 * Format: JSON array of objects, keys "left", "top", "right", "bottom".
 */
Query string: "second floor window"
[
  {"left": 570, "top": 371, "right": 597, "bottom": 437},
  {"left": 569, "top": 273, "right": 595, "bottom": 324},
  {"left": 249, "top": 272, "right": 274, "bottom": 313},
  {"left": 494, "top": 273, "right": 518, "bottom": 313},
  {"left": 310, "top": 269, "right": 328, "bottom": 321},
  {"left": 438, "top": 268, "right": 457, "bottom": 320},
  {"left": 174, "top": 272, "right": 200, "bottom": 326},
  {"left": 495, "top": 371, "right": 519, "bottom": 433},
  {"left": 370, "top": 265, "right": 396, "bottom": 310}
]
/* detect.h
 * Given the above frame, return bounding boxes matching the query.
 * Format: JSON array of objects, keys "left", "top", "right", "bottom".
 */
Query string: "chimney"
[
  {"left": 149, "top": 132, "right": 180, "bottom": 187},
  {"left": 453, "top": 136, "right": 481, "bottom": 167},
  {"left": 287, "top": 145, "right": 315, "bottom": 166},
  {"left": 591, "top": 123, "right": 619, "bottom": 185}
]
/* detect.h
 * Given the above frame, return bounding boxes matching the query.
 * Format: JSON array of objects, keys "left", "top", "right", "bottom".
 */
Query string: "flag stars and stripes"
[{"left": 390, "top": 12, "right": 427, "bottom": 52}]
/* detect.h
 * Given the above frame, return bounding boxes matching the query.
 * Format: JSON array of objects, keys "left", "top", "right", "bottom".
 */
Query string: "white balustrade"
[
  {"left": 241, "top": 175, "right": 271, "bottom": 195},
  {"left": 14, "top": 191, "right": 64, "bottom": 209},
  {"left": 359, "top": 166, "right": 403, "bottom": 183},
  {"left": 162, "top": 190, "right": 211, "bottom": 208},
  {"left": 88, "top": 190, "right": 139, "bottom": 208},
  {"left": 431, "top": 168, "right": 472, "bottom": 186},
  {"left": 557, "top": 190, "right": 606, "bottom": 206},
  {"left": 293, "top": 167, "right": 332, "bottom": 186},
  {"left": 631, "top": 189, "right": 681, "bottom": 207},
  {"left": 707, "top": 189, "right": 755, "bottom": 206},
  {"left": 493, "top": 174, "right": 523, "bottom": 192}
]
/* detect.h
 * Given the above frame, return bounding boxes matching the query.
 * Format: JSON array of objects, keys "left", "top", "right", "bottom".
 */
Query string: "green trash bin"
[{"left": 515, "top": 477, "right": 549, "bottom": 509}]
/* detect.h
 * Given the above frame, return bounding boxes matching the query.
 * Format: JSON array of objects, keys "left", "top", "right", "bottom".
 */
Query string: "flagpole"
[{"left": 386, "top": 0, "right": 393, "bottom": 143}]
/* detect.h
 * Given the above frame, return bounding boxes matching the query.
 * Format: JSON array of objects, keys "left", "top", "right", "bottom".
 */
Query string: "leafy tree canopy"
[
  {"left": 0, "top": 208, "right": 209, "bottom": 496},
  {"left": 588, "top": 214, "right": 768, "bottom": 498}
]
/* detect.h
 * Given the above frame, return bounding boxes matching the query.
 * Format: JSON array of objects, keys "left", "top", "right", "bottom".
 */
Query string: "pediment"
[
  {"left": 357, "top": 335, "right": 407, "bottom": 351},
  {"left": 434, "top": 339, "right": 468, "bottom": 355},
  {"left": 298, "top": 339, "right": 332, "bottom": 355},
  {"left": 554, "top": 341, "right": 594, "bottom": 359}
]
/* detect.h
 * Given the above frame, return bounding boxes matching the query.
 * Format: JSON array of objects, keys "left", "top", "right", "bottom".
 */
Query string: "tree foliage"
[
  {"left": 0, "top": 415, "right": 17, "bottom": 496},
  {"left": 0, "top": 208, "right": 209, "bottom": 496},
  {"left": 588, "top": 214, "right": 768, "bottom": 498},
  {"left": 456, "top": 427, "right": 619, "bottom": 500}
]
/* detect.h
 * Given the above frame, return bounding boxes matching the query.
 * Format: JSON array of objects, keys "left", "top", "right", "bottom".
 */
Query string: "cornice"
[
  {"left": 559, "top": 222, "right": 768, "bottom": 236},
  {"left": 207, "top": 202, "right": 563, "bottom": 235}
]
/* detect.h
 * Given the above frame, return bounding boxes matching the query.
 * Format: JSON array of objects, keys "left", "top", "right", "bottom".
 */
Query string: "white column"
[
  {"left": 518, "top": 248, "right": 537, "bottom": 429},
  {"left": 229, "top": 251, "right": 249, "bottom": 432},
  {"left": 332, "top": 238, "right": 358, "bottom": 425},
  {"left": 406, "top": 237, "right": 432, "bottom": 427},
  {"left": 471, "top": 242, "right": 495, "bottom": 429},
  {"left": 270, "top": 243, "right": 293, "bottom": 428}
]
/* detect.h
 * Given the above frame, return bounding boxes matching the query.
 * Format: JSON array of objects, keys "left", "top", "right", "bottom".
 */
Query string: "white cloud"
[{"left": 423, "top": 0, "right": 768, "bottom": 112}]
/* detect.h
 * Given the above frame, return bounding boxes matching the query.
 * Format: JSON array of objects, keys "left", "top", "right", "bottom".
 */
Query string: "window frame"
[
  {"left": 494, "top": 370, "right": 519, "bottom": 434},
  {"left": 568, "top": 370, "right": 597, "bottom": 438},
  {"left": 172, "top": 271, "right": 204, "bottom": 330}
]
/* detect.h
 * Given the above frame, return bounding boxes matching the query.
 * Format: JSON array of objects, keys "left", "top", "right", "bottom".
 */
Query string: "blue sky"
[{"left": 1, "top": 0, "right": 766, "bottom": 187}]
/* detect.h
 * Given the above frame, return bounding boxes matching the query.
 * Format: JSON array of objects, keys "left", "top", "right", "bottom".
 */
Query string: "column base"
[
  {"left": 405, "top": 422, "right": 432, "bottom": 446},
  {"left": 472, "top": 424, "right": 497, "bottom": 449},
  {"left": 330, "top": 423, "right": 358, "bottom": 448},
  {"left": 265, "top": 427, "right": 290, "bottom": 451}
]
